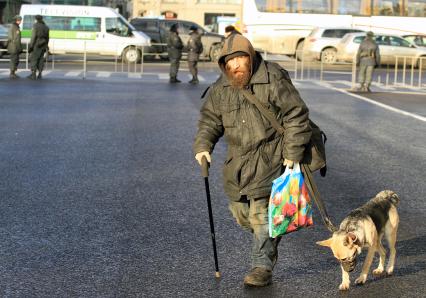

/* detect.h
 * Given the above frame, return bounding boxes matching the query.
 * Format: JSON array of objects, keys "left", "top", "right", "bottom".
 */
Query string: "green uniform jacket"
[
  {"left": 7, "top": 23, "right": 22, "bottom": 54},
  {"left": 187, "top": 31, "right": 202, "bottom": 62},
  {"left": 167, "top": 31, "right": 183, "bottom": 59},
  {"left": 193, "top": 36, "right": 311, "bottom": 200},
  {"left": 29, "top": 21, "right": 49, "bottom": 51}
]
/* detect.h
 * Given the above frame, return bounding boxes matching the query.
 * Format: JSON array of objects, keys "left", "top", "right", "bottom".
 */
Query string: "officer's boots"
[
  {"left": 9, "top": 70, "right": 19, "bottom": 79},
  {"left": 169, "top": 77, "right": 181, "bottom": 83},
  {"left": 27, "top": 70, "right": 37, "bottom": 80},
  {"left": 37, "top": 71, "right": 43, "bottom": 80},
  {"left": 189, "top": 76, "right": 199, "bottom": 84}
]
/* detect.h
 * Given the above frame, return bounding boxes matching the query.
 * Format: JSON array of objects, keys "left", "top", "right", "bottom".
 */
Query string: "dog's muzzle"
[{"left": 340, "top": 253, "right": 358, "bottom": 272}]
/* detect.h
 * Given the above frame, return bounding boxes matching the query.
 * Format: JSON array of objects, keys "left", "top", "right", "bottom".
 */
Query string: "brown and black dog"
[{"left": 317, "top": 190, "right": 399, "bottom": 290}]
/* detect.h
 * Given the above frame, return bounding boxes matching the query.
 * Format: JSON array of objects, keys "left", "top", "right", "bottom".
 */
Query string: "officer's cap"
[
  {"left": 366, "top": 31, "right": 374, "bottom": 37},
  {"left": 35, "top": 15, "right": 43, "bottom": 21},
  {"left": 14, "top": 15, "right": 22, "bottom": 21}
]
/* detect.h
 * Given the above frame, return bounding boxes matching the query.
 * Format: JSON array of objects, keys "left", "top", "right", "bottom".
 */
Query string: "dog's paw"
[
  {"left": 339, "top": 283, "right": 350, "bottom": 291},
  {"left": 373, "top": 268, "right": 384, "bottom": 276},
  {"left": 355, "top": 275, "right": 367, "bottom": 285},
  {"left": 386, "top": 266, "right": 394, "bottom": 275}
]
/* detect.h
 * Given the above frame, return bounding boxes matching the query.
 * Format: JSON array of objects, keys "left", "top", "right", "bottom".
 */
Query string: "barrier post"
[
  {"left": 410, "top": 57, "right": 415, "bottom": 86},
  {"left": 83, "top": 41, "right": 87, "bottom": 80},
  {"left": 26, "top": 42, "right": 29, "bottom": 70},
  {"left": 140, "top": 46, "right": 144, "bottom": 75},
  {"left": 419, "top": 58, "right": 423, "bottom": 88},
  {"left": 394, "top": 57, "right": 398, "bottom": 85},
  {"left": 385, "top": 64, "right": 389, "bottom": 86},
  {"left": 402, "top": 57, "right": 407, "bottom": 86}
]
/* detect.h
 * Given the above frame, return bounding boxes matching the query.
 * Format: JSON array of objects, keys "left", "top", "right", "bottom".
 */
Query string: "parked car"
[
  {"left": 0, "top": 24, "right": 8, "bottom": 57},
  {"left": 336, "top": 32, "right": 426, "bottom": 67},
  {"left": 403, "top": 34, "right": 426, "bottom": 47},
  {"left": 301, "top": 27, "right": 364, "bottom": 63},
  {"left": 130, "top": 17, "right": 224, "bottom": 61}
]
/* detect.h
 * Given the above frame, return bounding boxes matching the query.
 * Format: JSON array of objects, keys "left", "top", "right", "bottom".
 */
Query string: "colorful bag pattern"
[{"left": 268, "top": 163, "right": 313, "bottom": 238}]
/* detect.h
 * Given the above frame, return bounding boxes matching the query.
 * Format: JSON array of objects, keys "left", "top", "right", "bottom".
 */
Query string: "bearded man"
[{"left": 193, "top": 34, "right": 312, "bottom": 286}]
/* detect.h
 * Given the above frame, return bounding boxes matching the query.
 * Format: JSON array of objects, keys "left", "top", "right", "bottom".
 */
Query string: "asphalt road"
[{"left": 0, "top": 68, "right": 425, "bottom": 297}]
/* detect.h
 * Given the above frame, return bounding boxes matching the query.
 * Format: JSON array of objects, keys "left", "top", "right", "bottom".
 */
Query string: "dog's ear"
[
  {"left": 316, "top": 238, "right": 333, "bottom": 247},
  {"left": 347, "top": 232, "right": 358, "bottom": 244}
]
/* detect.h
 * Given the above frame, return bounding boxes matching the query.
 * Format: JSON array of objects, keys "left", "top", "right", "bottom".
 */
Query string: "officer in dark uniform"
[
  {"left": 7, "top": 15, "right": 22, "bottom": 79},
  {"left": 356, "top": 31, "right": 380, "bottom": 92},
  {"left": 187, "top": 25, "right": 203, "bottom": 84},
  {"left": 167, "top": 23, "right": 183, "bottom": 83},
  {"left": 28, "top": 15, "right": 50, "bottom": 80}
]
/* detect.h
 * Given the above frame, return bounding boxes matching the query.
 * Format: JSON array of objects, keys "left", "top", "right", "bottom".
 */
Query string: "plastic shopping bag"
[{"left": 268, "top": 163, "right": 313, "bottom": 238}]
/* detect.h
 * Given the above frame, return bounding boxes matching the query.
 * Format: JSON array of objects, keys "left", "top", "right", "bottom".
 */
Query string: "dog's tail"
[{"left": 377, "top": 190, "right": 400, "bottom": 206}]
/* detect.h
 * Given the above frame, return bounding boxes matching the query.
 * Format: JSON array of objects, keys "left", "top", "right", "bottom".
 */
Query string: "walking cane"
[{"left": 200, "top": 156, "right": 221, "bottom": 278}]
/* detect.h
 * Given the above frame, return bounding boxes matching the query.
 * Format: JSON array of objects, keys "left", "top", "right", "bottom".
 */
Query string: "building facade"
[{"left": 132, "top": 0, "right": 242, "bottom": 32}]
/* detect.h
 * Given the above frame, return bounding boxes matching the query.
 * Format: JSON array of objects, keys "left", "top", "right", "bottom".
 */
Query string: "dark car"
[
  {"left": 0, "top": 24, "right": 8, "bottom": 57},
  {"left": 130, "top": 17, "right": 224, "bottom": 61}
]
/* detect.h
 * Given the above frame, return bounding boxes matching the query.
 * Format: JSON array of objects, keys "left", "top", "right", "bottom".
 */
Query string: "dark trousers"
[
  {"left": 9, "top": 52, "right": 20, "bottom": 71},
  {"left": 30, "top": 48, "right": 46, "bottom": 72}
]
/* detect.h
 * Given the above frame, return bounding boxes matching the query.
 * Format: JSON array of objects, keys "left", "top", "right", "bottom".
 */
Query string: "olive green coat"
[
  {"left": 7, "top": 22, "right": 22, "bottom": 54},
  {"left": 193, "top": 34, "right": 311, "bottom": 201}
]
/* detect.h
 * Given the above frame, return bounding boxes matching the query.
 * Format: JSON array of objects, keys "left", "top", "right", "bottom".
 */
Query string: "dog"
[{"left": 317, "top": 190, "right": 399, "bottom": 291}]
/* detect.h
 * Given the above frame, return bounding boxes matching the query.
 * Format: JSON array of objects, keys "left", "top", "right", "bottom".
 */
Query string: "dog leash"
[
  {"left": 241, "top": 88, "right": 337, "bottom": 233},
  {"left": 301, "top": 163, "right": 337, "bottom": 232}
]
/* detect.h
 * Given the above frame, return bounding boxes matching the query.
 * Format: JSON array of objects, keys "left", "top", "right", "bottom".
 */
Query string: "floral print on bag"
[{"left": 268, "top": 163, "right": 313, "bottom": 238}]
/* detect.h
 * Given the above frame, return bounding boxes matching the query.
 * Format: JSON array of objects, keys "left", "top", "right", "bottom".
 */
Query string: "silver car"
[
  {"left": 336, "top": 32, "right": 426, "bottom": 67},
  {"left": 301, "top": 27, "right": 364, "bottom": 63}
]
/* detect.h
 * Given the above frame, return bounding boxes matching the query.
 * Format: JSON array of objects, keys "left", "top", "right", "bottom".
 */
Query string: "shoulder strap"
[{"left": 241, "top": 89, "right": 285, "bottom": 135}]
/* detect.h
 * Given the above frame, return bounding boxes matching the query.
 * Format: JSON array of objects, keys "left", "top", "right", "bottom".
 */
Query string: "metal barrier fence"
[
  {"left": 293, "top": 49, "right": 426, "bottom": 89},
  {"left": 1, "top": 39, "right": 425, "bottom": 89},
  {"left": 0, "top": 40, "right": 170, "bottom": 78}
]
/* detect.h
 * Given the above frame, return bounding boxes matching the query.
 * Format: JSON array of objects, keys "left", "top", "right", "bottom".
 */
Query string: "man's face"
[
  {"left": 16, "top": 19, "right": 22, "bottom": 25},
  {"left": 225, "top": 55, "right": 251, "bottom": 89}
]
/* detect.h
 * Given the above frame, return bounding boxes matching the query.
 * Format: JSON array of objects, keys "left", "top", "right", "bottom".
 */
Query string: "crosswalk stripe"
[
  {"left": 96, "top": 72, "right": 111, "bottom": 78},
  {"left": 158, "top": 73, "right": 169, "bottom": 80},
  {"left": 65, "top": 71, "right": 81, "bottom": 77},
  {"left": 128, "top": 73, "right": 141, "bottom": 79}
]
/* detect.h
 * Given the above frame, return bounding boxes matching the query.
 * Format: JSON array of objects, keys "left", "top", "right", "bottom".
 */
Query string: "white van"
[{"left": 19, "top": 4, "right": 151, "bottom": 63}]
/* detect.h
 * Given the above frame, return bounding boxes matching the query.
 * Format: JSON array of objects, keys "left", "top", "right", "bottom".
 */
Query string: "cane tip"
[{"left": 215, "top": 272, "right": 221, "bottom": 278}]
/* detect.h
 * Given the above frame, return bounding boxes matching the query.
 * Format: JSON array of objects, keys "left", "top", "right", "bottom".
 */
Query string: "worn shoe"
[
  {"left": 189, "top": 79, "right": 199, "bottom": 84},
  {"left": 37, "top": 72, "right": 42, "bottom": 80},
  {"left": 9, "top": 73, "right": 19, "bottom": 79},
  {"left": 243, "top": 267, "right": 272, "bottom": 287}
]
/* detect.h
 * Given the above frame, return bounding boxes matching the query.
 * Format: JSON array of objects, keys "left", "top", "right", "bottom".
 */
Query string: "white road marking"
[
  {"left": 158, "top": 73, "right": 169, "bottom": 80},
  {"left": 96, "top": 72, "right": 111, "bottom": 78},
  {"left": 128, "top": 73, "right": 141, "bottom": 79},
  {"left": 315, "top": 81, "right": 426, "bottom": 122},
  {"left": 65, "top": 71, "right": 81, "bottom": 77}
]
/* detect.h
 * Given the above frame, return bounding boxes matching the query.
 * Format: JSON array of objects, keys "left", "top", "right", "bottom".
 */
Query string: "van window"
[
  {"left": 23, "top": 15, "right": 101, "bottom": 32},
  {"left": 106, "top": 17, "right": 131, "bottom": 37}
]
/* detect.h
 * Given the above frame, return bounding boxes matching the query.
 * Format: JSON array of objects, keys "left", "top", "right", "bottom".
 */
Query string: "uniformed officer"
[
  {"left": 7, "top": 15, "right": 22, "bottom": 79},
  {"left": 187, "top": 25, "right": 203, "bottom": 84},
  {"left": 28, "top": 15, "right": 50, "bottom": 80},
  {"left": 356, "top": 31, "right": 380, "bottom": 92},
  {"left": 167, "top": 23, "right": 183, "bottom": 83}
]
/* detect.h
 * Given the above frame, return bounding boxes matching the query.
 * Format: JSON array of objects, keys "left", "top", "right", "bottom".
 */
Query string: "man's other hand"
[{"left": 195, "top": 151, "right": 211, "bottom": 166}]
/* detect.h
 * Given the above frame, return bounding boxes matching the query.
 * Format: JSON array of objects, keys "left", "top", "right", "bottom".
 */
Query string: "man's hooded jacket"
[{"left": 193, "top": 34, "right": 312, "bottom": 201}]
